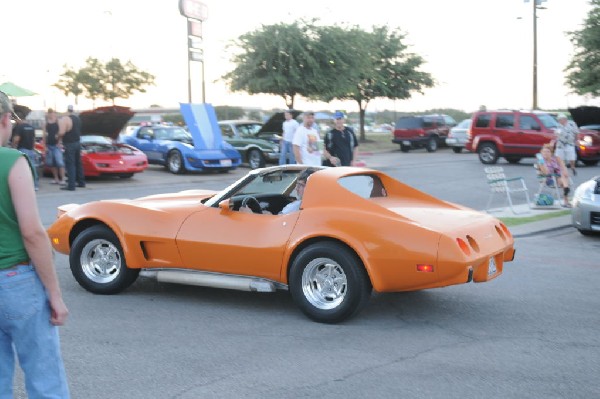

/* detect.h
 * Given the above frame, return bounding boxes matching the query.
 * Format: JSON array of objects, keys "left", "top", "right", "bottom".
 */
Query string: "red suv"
[
  {"left": 392, "top": 114, "right": 456, "bottom": 152},
  {"left": 466, "top": 110, "right": 600, "bottom": 165}
]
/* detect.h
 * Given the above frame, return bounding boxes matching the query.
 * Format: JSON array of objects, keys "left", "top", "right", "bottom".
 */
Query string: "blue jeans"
[
  {"left": 63, "top": 142, "right": 85, "bottom": 190},
  {"left": 0, "top": 264, "right": 70, "bottom": 398},
  {"left": 18, "top": 149, "right": 39, "bottom": 189},
  {"left": 279, "top": 140, "right": 296, "bottom": 165}
]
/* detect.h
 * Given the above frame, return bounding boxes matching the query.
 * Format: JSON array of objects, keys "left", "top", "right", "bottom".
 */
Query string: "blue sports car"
[{"left": 121, "top": 125, "right": 241, "bottom": 173}]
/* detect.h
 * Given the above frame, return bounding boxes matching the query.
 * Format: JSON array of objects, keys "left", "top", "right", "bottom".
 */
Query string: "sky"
[{"left": 2, "top": 0, "right": 596, "bottom": 115}]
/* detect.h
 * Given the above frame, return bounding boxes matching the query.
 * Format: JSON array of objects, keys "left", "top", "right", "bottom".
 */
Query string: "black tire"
[
  {"left": 478, "top": 142, "right": 499, "bottom": 164},
  {"left": 505, "top": 156, "right": 522, "bottom": 164},
  {"left": 578, "top": 229, "right": 598, "bottom": 236},
  {"left": 452, "top": 147, "right": 463, "bottom": 153},
  {"left": 247, "top": 149, "right": 266, "bottom": 169},
  {"left": 69, "top": 225, "right": 139, "bottom": 294},
  {"left": 425, "top": 136, "right": 438, "bottom": 152},
  {"left": 289, "top": 242, "right": 372, "bottom": 324},
  {"left": 167, "top": 150, "right": 185, "bottom": 174},
  {"left": 581, "top": 160, "right": 599, "bottom": 166},
  {"left": 119, "top": 173, "right": 133, "bottom": 179},
  {"left": 400, "top": 144, "right": 410, "bottom": 153}
]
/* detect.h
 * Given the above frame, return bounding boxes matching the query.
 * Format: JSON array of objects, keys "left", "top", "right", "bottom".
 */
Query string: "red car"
[{"left": 41, "top": 136, "right": 148, "bottom": 178}]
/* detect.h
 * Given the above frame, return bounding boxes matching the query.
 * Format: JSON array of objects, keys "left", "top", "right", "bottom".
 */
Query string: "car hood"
[
  {"left": 102, "top": 189, "right": 218, "bottom": 211},
  {"left": 569, "top": 106, "right": 600, "bottom": 127},
  {"left": 80, "top": 106, "right": 135, "bottom": 140},
  {"left": 259, "top": 110, "right": 301, "bottom": 134}
]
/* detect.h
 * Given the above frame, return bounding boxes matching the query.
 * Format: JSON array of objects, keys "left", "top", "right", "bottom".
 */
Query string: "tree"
[
  {"left": 54, "top": 58, "right": 155, "bottom": 106},
  {"left": 565, "top": 0, "right": 600, "bottom": 97},
  {"left": 214, "top": 105, "right": 245, "bottom": 120},
  {"left": 53, "top": 67, "right": 85, "bottom": 105},
  {"left": 222, "top": 21, "right": 321, "bottom": 109},
  {"left": 313, "top": 25, "right": 434, "bottom": 140}
]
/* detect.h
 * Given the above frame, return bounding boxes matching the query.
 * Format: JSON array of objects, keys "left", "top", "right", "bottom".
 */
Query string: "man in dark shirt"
[
  {"left": 11, "top": 119, "right": 39, "bottom": 190},
  {"left": 58, "top": 105, "right": 85, "bottom": 191},
  {"left": 323, "top": 111, "right": 358, "bottom": 167}
]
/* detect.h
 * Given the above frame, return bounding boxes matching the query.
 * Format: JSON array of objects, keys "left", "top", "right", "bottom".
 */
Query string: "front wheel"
[
  {"left": 289, "top": 242, "right": 372, "bottom": 323},
  {"left": 247, "top": 149, "right": 266, "bottom": 169},
  {"left": 478, "top": 143, "right": 499, "bottom": 164},
  {"left": 167, "top": 150, "right": 185, "bottom": 174},
  {"left": 581, "top": 160, "right": 599, "bottom": 166},
  {"left": 69, "top": 225, "right": 139, "bottom": 294}
]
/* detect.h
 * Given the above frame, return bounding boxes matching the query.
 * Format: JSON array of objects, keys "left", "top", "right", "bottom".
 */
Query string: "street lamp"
[{"left": 530, "top": 0, "right": 547, "bottom": 110}]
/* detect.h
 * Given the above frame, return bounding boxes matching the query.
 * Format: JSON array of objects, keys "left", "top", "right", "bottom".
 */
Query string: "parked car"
[
  {"left": 42, "top": 135, "right": 147, "bottom": 178},
  {"left": 218, "top": 120, "right": 280, "bottom": 169},
  {"left": 47, "top": 165, "right": 515, "bottom": 324},
  {"left": 446, "top": 119, "right": 472, "bottom": 153},
  {"left": 392, "top": 114, "right": 457, "bottom": 152},
  {"left": 120, "top": 124, "right": 241, "bottom": 174},
  {"left": 572, "top": 175, "right": 600, "bottom": 235},
  {"left": 466, "top": 110, "right": 600, "bottom": 165}
]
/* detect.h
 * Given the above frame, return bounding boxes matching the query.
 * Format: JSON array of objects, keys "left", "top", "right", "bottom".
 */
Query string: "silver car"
[
  {"left": 572, "top": 176, "right": 600, "bottom": 235},
  {"left": 446, "top": 118, "right": 471, "bottom": 153}
]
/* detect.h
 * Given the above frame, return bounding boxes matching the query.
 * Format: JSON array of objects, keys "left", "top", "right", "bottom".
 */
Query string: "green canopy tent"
[{"left": 0, "top": 81, "right": 37, "bottom": 97}]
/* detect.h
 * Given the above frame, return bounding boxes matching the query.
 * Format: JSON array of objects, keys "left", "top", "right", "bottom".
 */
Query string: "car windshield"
[
  {"left": 204, "top": 169, "right": 305, "bottom": 207},
  {"left": 81, "top": 135, "right": 112, "bottom": 145},
  {"left": 157, "top": 127, "right": 191, "bottom": 141},
  {"left": 237, "top": 123, "right": 263, "bottom": 135},
  {"left": 539, "top": 114, "right": 560, "bottom": 129}
]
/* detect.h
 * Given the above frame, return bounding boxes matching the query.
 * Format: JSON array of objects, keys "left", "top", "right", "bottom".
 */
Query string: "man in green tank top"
[{"left": 0, "top": 91, "right": 70, "bottom": 397}]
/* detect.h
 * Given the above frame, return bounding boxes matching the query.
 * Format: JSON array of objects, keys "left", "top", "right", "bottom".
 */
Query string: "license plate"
[
  {"left": 488, "top": 256, "right": 497, "bottom": 276},
  {"left": 220, "top": 159, "right": 232, "bottom": 167},
  {"left": 402, "top": 141, "right": 411, "bottom": 146}
]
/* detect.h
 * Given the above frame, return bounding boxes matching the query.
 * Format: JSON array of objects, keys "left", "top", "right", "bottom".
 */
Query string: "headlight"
[{"left": 578, "top": 135, "right": 594, "bottom": 147}]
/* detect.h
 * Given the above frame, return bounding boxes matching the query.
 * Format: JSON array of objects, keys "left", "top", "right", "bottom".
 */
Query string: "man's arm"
[
  {"left": 293, "top": 144, "right": 302, "bottom": 164},
  {"left": 57, "top": 116, "right": 71, "bottom": 139}
]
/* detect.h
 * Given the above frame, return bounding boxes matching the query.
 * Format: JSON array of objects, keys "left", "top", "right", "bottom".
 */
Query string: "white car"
[
  {"left": 572, "top": 176, "right": 600, "bottom": 235},
  {"left": 446, "top": 119, "right": 471, "bottom": 153}
]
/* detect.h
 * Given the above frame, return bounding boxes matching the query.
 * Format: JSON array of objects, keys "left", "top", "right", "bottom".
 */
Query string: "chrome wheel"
[
  {"left": 301, "top": 257, "right": 348, "bottom": 310},
  {"left": 168, "top": 151, "right": 183, "bottom": 173},
  {"left": 80, "top": 238, "right": 122, "bottom": 284},
  {"left": 247, "top": 149, "right": 264, "bottom": 169},
  {"left": 478, "top": 143, "right": 499, "bottom": 164}
]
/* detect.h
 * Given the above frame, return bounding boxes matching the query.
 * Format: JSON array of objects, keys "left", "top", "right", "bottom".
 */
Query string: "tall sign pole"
[
  {"left": 532, "top": 0, "right": 538, "bottom": 110},
  {"left": 179, "top": 0, "right": 208, "bottom": 103}
]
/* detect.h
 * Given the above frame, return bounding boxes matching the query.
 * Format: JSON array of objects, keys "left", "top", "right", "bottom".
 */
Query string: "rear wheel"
[
  {"left": 69, "top": 225, "right": 139, "bottom": 294},
  {"left": 478, "top": 143, "right": 499, "bottom": 164},
  {"left": 119, "top": 173, "right": 133, "bottom": 178},
  {"left": 247, "top": 149, "right": 266, "bottom": 169},
  {"left": 425, "top": 136, "right": 438, "bottom": 152},
  {"left": 289, "top": 242, "right": 372, "bottom": 323},
  {"left": 452, "top": 147, "right": 463, "bottom": 153},
  {"left": 400, "top": 144, "right": 410, "bottom": 153},
  {"left": 167, "top": 150, "right": 184, "bottom": 174}
]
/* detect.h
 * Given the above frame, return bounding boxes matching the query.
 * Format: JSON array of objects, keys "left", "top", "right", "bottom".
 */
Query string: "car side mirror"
[{"left": 218, "top": 199, "right": 232, "bottom": 213}]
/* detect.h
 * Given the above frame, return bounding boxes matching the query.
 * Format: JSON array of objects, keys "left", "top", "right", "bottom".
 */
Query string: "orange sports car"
[{"left": 47, "top": 165, "right": 515, "bottom": 323}]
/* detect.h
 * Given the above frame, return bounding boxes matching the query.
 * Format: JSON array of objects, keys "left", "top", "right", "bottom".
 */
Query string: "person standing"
[
  {"left": 293, "top": 112, "right": 322, "bottom": 166},
  {"left": 323, "top": 111, "right": 359, "bottom": 167},
  {"left": 43, "top": 108, "right": 65, "bottom": 185},
  {"left": 58, "top": 105, "right": 85, "bottom": 191},
  {"left": 554, "top": 114, "right": 578, "bottom": 176},
  {"left": 279, "top": 110, "right": 298, "bottom": 165},
  {"left": 11, "top": 118, "right": 39, "bottom": 191},
  {"left": 0, "top": 91, "right": 70, "bottom": 398}
]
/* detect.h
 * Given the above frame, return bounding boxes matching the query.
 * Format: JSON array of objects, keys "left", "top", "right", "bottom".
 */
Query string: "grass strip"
[{"left": 500, "top": 210, "right": 570, "bottom": 226}]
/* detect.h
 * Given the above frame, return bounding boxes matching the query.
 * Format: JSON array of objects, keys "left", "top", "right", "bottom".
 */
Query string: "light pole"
[{"left": 531, "top": 0, "right": 547, "bottom": 110}]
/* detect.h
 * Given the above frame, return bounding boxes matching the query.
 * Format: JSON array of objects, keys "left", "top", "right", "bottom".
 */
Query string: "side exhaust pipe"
[{"left": 140, "top": 269, "right": 281, "bottom": 293}]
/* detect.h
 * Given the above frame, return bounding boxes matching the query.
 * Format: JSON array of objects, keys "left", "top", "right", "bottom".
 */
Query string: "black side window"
[
  {"left": 519, "top": 115, "right": 541, "bottom": 130},
  {"left": 137, "top": 127, "right": 152, "bottom": 139},
  {"left": 495, "top": 114, "right": 515, "bottom": 128},
  {"left": 475, "top": 114, "right": 492, "bottom": 128}
]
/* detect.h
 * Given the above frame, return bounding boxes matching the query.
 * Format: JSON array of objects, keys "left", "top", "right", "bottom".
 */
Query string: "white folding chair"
[{"left": 484, "top": 166, "right": 531, "bottom": 214}]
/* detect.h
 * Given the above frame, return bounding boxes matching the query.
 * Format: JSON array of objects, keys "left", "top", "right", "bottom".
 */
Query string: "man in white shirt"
[
  {"left": 293, "top": 112, "right": 322, "bottom": 166},
  {"left": 279, "top": 110, "right": 299, "bottom": 165}
]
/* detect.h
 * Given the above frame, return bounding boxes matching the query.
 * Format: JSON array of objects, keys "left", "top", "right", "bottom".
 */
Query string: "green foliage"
[
  {"left": 565, "top": 0, "right": 600, "bottom": 96},
  {"left": 54, "top": 58, "right": 155, "bottom": 106},
  {"left": 222, "top": 21, "right": 434, "bottom": 140},
  {"left": 162, "top": 113, "right": 184, "bottom": 126}
]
